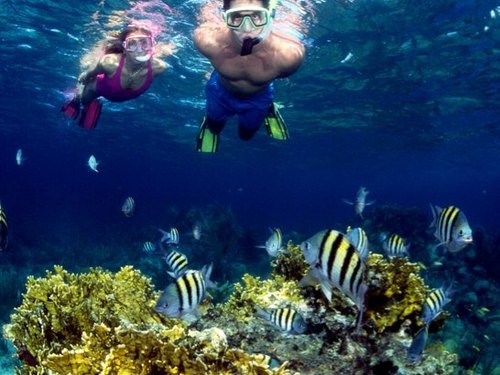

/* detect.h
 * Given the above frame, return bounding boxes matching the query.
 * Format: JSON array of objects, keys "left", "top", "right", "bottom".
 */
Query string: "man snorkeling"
[
  {"left": 194, "top": 0, "right": 305, "bottom": 152},
  {"left": 61, "top": 23, "right": 168, "bottom": 129}
]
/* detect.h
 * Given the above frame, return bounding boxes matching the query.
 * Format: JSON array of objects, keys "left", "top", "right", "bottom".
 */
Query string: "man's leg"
[{"left": 237, "top": 106, "right": 269, "bottom": 140}]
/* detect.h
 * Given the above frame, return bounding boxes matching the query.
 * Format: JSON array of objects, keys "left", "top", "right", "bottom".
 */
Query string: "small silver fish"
[
  {"left": 159, "top": 227, "right": 180, "bottom": 245},
  {"left": 192, "top": 223, "right": 202, "bottom": 241},
  {"left": 0, "top": 202, "right": 8, "bottom": 251},
  {"left": 16, "top": 149, "right": 25, "bottom": 166},
  {"left": 343, "top": 186, "right": 373, "bottom": 218},
  {"left": 87, "top": 155, "right": 99, "bottom": 173},
  {"left": 256, "top": 228, "right": 283, "bottom": 257},
  {"left": 142, "top": 241, "right": 156, "bottom": 253},
  {"left": 256, "top": 306, "right": 307, "bottom": 334},
  {"left": 346, "top": 226, "right": 369, "bottom": 260},
  {"left": 430, "top": 205, "right": 473, "bottom": 253},
  {"left": 154, "top": 263, "right": 214, "bottom": 322},
  {"left": 382, "top": 233, "right": 410, "bottom": 258},
  {"left": 121, "top": 197, "right": 135, "bottom": 217}
]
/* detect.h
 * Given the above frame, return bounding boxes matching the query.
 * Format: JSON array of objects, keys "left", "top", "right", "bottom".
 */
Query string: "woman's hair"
[
  {"left": 223, "top": 0, "right": 270, "bottom": 10},
  {"left": 103, "top": 24, "right": 153, "bottom": 54}
]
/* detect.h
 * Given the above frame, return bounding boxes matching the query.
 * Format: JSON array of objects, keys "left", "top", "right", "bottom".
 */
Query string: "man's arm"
[
  {"left": 194, "top": 24, "right": 224, "bottom": 59},
  {"left": 277, "top": 40, "right": 305, "bottom": 78}
]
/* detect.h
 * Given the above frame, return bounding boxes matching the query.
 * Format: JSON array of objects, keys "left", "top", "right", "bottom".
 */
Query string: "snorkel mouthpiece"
[
  {"left": 240, "top": 37, "right": 261, "bottom": 56},
  {"left": 134, "top": 54, "right": 152, "bottom": 62}
]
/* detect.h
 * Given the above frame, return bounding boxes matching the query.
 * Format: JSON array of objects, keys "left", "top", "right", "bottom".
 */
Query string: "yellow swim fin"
[
  {"left": 196, "top": 116, "right": 219, "bottom": 153},
  {"left": 264, "top": 103, "right": 289, "bottom": 140}
]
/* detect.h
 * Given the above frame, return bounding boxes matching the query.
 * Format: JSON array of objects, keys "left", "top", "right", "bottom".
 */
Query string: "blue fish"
[{"left": 407, "top": 326, "right": 429, "bottom": 363}]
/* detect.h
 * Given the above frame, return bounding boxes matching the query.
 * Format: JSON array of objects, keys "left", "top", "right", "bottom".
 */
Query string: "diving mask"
[
  {"left": 123, "top": 36, "right": 154, "bottom": 53},
  {"left": 223, "top": 6, "right": 271, "bottom": 30}
]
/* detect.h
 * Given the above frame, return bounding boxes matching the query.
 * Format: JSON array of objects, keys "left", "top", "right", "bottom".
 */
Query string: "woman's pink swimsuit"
[{"left": 95, "top": 54, "right": 153, "bottom": 102}]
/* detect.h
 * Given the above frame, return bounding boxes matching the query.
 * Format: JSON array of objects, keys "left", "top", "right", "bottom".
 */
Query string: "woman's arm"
[{"left": 78, "top": 54, "right": 116, "bottom": 84}]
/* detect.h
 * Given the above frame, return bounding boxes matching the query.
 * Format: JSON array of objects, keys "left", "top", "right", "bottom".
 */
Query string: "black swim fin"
[
  {"left": 196, "top": 116, "right": 219, "bottom": 153},
  {"left": 264, "top": 103, "right": 289, "bottom": 140}
]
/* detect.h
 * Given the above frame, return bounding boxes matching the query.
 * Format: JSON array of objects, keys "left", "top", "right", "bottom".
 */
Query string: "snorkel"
[
  {"left": 239, "top": 19, "right": 272, "bottom": 56},
  {"left": 223, "top": 1, "right": 276, "bottom": 56},
  {"left": 134, "top": 50, "right": 153, "bottom": 63}
]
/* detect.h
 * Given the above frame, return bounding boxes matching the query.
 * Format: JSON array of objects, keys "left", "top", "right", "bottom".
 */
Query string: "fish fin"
[
  {"left": 182, "top": 312, "right": 199, "bottom": 323},
  {"left": 158, "top": 228, "right": 170, "bottom": 243},
  {"left": 429, "top": 204, "right": 441, "bottom": 228},
  {"left": 201, "top": 263, "right": 217, "bottom": 289},
  {"left": 255, "top": 306, "right": 271, "bottom": 321},
  {"left": 299, "top": 268, "right": 321, "bottom": 288},
  {"left": 319, "top": 278, "right": 333, "bottom": 302},
  {"left": 343, "top": 199, "right": 354, "bottom": 205},
  {"left": 354, "top": 284, "right": 368, "bottom": 333},
  {"left": 255, "top": 245, "right": 267, "bottom": 249},
  {"left": 167, "top": 271, "right": 176, "bottom": 278},
  {"left": 433, "top": 242, "right": 447, "bottom": 256},
  {"left": 366, "top": 200, "right": 375, "bottom": 206}
]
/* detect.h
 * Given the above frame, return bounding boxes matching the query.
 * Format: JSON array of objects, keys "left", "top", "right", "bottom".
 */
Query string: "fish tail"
[
  {"left": 201, "top": 263, "right": 216, "bottom": 289},
  {"left": 354, "top": 284, "right": 368, "bottom": 333},
  {"left": 429, "top": 204, "right": 439, "bottom": 228}
]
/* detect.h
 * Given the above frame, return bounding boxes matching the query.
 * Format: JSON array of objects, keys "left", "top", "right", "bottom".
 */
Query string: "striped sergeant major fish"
[
  {"left": 164, "top": 249, "right": 189, "bottom": 278},
  {"left": 430, "top": 205, "right": 473, "bottom": 253},
  {"left": 382, "top": 233, "right": 410, "bottom": 258},
  {"left": 300, "top": 229, "right": 368, "bottom": 331},
  {"left": 407, "top": 325, "right": 429, "bottom": 363},
  {"left": 256, "top": 228, "right": 283, "bottom": 257},
  {"left": 346, "top": 226, "right": 369, "bottom": 260},
  {"left": 154, "top": 263, "right": 214, "bottom": 322},
  {"left": 343, "top": 186, "right": 374, "bottom": 219},
  {"left": 159, "top": 227, "right": 180, "bottom": 245},
  {"left": 422, "top": 286, "right": 452, "bottom": 325},
  {"left": 0, "top": 202, "right": 7, "bottom": 251},
  {"left": 121, "top": 197, "right": 135, "bottom": 218},
  {"left": 142, "top": 241, "right": 156, "bottom": 254},
  {"left": 255, "top": 306, "right": 307, "bottom": 334},
  {"left": 407, "top": 285, "right": 452, "bottom": 363}
]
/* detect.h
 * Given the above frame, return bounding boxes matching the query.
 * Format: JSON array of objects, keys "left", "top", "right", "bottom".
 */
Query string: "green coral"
[
  {"left": 365, "top": 254, "right": 429, "bottom": 333},
  {"left": 3, "top": 266, "right": 291, "bottom": 375}
]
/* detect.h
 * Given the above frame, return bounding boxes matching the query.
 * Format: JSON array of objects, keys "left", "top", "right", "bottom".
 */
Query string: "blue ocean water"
[{"left": 0, "top": 0, "right": 499, "bottom": 373}]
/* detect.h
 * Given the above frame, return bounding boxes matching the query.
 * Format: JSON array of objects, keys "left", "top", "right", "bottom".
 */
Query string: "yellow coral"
[
  {"left": 220, "top": 273, "right": 307, "bottom": 323},
  {"left": 271, "top": 242, "right": 309, "bottom": 282},
  {"left": 3, "top": 266, "right": 293, "bottom": 375},
  {"left": 365, "top": 254, "right": 429, "bottom": 333}
]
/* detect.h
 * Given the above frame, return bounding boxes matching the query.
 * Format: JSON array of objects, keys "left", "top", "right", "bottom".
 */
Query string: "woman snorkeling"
[{"left": 61, "top": 23, "right": 169, "bottom": 129}]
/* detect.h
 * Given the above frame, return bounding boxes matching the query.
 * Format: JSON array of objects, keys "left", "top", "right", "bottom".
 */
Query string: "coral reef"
[
  {"left": 271, "top": 242, "right": 309, "bottom": 283},
  {"left": 364, "top": 254, "right": 430, "bottom": 333},
  {"left": 3, "top": 242, "right": 460, "bottom": 374},
  {"left": 3, "top": 266, "right": 289, "bottom": 374}
]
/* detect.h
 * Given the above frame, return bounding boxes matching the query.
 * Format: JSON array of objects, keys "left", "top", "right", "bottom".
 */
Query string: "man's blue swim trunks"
[{"left": 205, "top": 70, "right": 274, "bottom": 140}]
